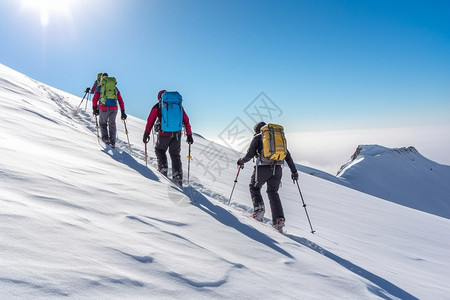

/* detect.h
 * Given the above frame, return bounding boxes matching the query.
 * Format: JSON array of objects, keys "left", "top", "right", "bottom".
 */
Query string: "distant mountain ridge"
[{"left": 334, "top": 144, "right": 450, "bottom": 219}]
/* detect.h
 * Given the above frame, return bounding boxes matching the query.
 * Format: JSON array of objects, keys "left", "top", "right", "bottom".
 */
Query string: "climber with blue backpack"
[
  {"left": 142, "top": 90, "right": 193, "bottom": 186},
  {"left": 92, "top": 73, "right": 127, "bottom": 148}
]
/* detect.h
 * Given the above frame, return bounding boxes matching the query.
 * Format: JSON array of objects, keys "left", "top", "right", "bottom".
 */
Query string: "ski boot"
[
  {"left": 252, "top": 205, "right": 265, "bottom": 222},
  {"left": 173, "top": 173, "right": 183, "bottom": 187},
  {"left": 273, "top": 217, "right": 285, "bottom": 233},
  {"left": 158, "top": 167, "right": 168, "bottom": 177}
]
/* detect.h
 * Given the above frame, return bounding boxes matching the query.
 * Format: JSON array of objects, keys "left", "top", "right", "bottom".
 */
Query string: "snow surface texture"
[{"left": 1, "top": 63, "right": 450, "bottom": 299}]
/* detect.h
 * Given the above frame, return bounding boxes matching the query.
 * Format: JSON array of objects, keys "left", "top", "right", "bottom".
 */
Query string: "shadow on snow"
[
  {"left": 184, "top": 186, "right": 294, "bottom": 259},
  {"left": 285, "top": 234, "right": 419, "bottom": 300},
  {"left": 102, "top": 147, "right": 159, "bottom": 182}
]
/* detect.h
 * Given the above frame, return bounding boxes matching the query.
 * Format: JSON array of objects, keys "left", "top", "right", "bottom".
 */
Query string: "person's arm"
[
  {"left": 182, "top": 109, "right": 192, "bottom": 135},
  {"left": 144, "top": 107, "right": 159, "bottom": 133},
  {"left": 285, "top": 149, "right": 299, "bottom": 180},
  {"left": 117, "top": 91, "right": 125, "bottom": 111},
  {"left": 90, "top": 81, "right": 97, "bottom": 94},
  {"left": 239, "top": 136, "right": 260, "bottom": 165},
  {"left": 142, "top": 106, "right": 159, "bottom": 143},
  {"left": 92, "top": 91, "right": 99, "bottom": 107}
]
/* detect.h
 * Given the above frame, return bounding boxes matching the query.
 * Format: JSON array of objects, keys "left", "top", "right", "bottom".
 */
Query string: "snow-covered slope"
[
  {"left": 1, "top": 63, "right": 450, "bottom": 299},
  {"left": 336, "top": 145, "right": 450, "bottom": 219}
]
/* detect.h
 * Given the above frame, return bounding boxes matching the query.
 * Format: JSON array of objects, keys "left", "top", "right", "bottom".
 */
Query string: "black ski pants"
[
  {"left": 249, "top": 165, "right": 284, "bottom": 222},
  {"left": 155, "top": 134, "right": 182, "bottom": 177}
]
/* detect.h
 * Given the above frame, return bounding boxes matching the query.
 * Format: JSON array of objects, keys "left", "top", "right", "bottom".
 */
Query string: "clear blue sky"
[{"left": 1, "top": 0, "right": 449, "bottom": 170}]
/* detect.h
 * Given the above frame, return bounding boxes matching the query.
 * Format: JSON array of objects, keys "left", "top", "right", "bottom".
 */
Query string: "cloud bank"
[{"left": 287, "top": 125, "right": 450, "bottom": 175}]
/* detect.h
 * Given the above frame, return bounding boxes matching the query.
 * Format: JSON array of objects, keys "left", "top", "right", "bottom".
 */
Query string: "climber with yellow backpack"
[{"left": 237, "top": 122, "right": 298, "bottom": 232}]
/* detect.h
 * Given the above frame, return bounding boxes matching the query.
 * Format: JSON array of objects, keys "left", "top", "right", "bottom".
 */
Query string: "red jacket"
[
  {"left": 92, "top": 86, "right": 125, "bottom": 111},
  {"left": 90, "top": 80, "right": 97, "bottom": 94},
  {"left": 145, "top": 103, "right": 192, "bottom": 136}
]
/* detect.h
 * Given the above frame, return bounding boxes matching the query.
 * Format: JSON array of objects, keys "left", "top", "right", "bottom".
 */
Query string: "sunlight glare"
[{"left": 21, "top": 0, "right": 72, "bottom": 27}]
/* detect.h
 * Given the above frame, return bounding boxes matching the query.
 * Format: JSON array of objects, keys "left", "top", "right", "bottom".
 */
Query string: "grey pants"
[
  {"left": 249, "top": 165, "right": 283, "bottom": 222},
  {"left": 99, "top": 109, "right": 118, "bottom": 143},
  {"left": 155, "top": 134, "right": 182, "bottom": 177}
]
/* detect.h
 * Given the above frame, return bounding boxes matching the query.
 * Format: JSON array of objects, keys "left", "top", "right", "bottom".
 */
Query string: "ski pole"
[
  {"left": 95, "top": 115, "right": 100, "bottom": 140},
  {"left": 227, "top": 165, "right": 243, "bottom": 205},
  {"left": 144, "top": 143, "right": 148, "bottom": 167},
  {"left": 123, "top": 120, "right": 131, "bottom": 147},
  {"left": 187, "top": 144, "right": 193, "bottom": 185},
  {"left": 295, "top": 180, "right": 315, "bottom": 233},
  {"left": 74, "top": 87, "right": 90, "bottom": 114},
  {"left": 85, "top": 91, "right": 90, "bottom": 111}
]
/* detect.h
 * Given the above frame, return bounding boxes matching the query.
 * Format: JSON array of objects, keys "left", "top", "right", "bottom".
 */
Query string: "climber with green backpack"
[
  {"left": 90, "top": 72, "right": 104, "bottom": 94},
  {"left": 92, "top": 73, "right": 127, "bottom": 148}
]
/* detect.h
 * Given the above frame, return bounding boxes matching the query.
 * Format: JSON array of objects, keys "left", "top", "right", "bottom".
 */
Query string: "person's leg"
[
  {"left": 249, "top": 166, "right": 271, "bottom": 220},
  {"left": 99, "top": 110, "right": 109, "bottom": 142},
  {"left": 267, "top": 166, "right": 284, "bottom": 224},
  {"left": 155, "top": 135, "right": 170, "bottom": 175},
  {"left": 108, "top": 109, "right": 118, "bottom": 145},
  {"left": 168, "top": 136, "right": 182, "bottom": 178}
]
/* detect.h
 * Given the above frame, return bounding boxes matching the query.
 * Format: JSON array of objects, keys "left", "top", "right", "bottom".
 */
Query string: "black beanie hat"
[{"left": 253, "top": 122, "right": 266, "bottom": 134}]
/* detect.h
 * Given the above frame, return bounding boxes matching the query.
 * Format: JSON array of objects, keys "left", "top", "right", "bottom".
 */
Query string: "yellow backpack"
[{"left": 260, "top": 123, "right": 287, "bottom": 163}]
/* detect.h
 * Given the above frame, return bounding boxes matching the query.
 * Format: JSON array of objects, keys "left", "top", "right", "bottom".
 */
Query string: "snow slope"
[
  {"left": 1, "top": 63, "right": 450, "bottom": 299},
  {"left": 336, "top": 145, "right": 450, "bottom": 219}
]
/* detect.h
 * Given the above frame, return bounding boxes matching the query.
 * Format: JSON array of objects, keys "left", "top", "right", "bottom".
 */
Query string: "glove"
[
  {"left": 186, "top": 134, "right": 194, "bottom": 144},
  {"left": 291, "top": 172, "right": 299, "bottom": 181},
  {"left": 121, "top": 110, "right": 127, "bottom": 120},
  {"left": 143, "top": 132, "right": 150, "bottom": 144},
  {"left": 237, "top": 158, "right": 245, "bottom": 168},
  {"left": 93, "top": 106, "right": 99, "bottom": 116}
]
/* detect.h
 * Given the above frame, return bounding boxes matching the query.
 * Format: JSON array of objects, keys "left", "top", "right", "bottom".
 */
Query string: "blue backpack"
[{"left": 159, "top": 91, "right": 183, "bottom": 132}]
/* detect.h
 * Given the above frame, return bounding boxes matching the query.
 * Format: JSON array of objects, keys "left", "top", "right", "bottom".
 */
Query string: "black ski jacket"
[{"left": 241, "top": 134, "right": 297, "bottom": 173}]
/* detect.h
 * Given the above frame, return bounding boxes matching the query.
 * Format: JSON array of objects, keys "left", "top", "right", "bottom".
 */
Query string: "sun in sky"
[{"left": 21, "top": 0, "right": 73, "bottom": 27}]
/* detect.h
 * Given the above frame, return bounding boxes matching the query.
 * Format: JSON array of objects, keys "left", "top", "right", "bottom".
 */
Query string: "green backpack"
[
  {"left": 100, "top": 77, "right": 118, "bottom": 106},
  {"left": 96, "top": 72, "right": 103, "bottom": 85}
]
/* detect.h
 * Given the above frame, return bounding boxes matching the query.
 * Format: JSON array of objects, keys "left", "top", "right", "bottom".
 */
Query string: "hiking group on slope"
[{"left": 89, "top": 72, "right": 301, "bottom": 232}]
